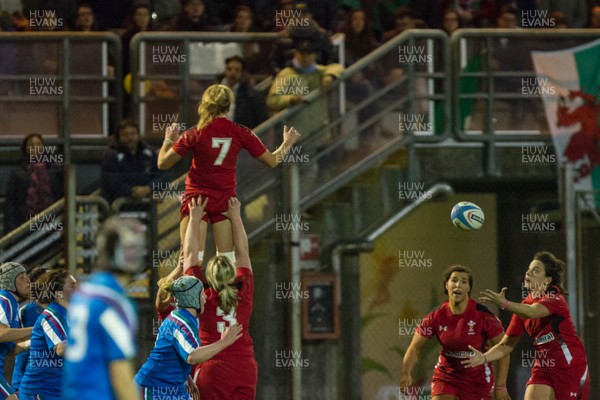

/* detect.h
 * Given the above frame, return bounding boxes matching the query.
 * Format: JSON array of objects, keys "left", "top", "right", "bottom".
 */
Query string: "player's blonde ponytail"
[
  {"left": 158, "top": 276, "right": 175, "bottom": 292},
  {"left": 206, "top": 255, "right": 238, "bottom": 314},
  {"left": 197, "top": 84, "right": 234, "bottom": 130}
]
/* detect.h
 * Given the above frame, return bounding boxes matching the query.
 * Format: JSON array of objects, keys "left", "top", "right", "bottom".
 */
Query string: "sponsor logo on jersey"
[
  {"left": 534, "top": 332, "right": 555, "bottom": 345},
  {"left": 444, "top": 350, "right": 475, "bottom": 358}
]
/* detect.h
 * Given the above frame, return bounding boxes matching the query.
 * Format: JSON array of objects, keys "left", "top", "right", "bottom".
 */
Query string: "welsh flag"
[{"left": 532, "top": 39, "right": 600, "bottom": 208}]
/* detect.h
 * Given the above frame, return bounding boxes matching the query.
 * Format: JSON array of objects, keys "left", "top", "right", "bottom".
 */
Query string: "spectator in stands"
[
  {"left": 382, "top": 7, "right": 427, "bottom": 43},
  {"left": 4, "top": 134, "right": 63, "bottom": 233},
  {"left": 100, "top": 119, "right": 163, "bottom": 205},
  {"left": 441, "top": 8, "right": 461, "bottom": 35},
  {"left": 588, "top": 5, "right": 600, "bottom": 28},
  {"left": 338, "top": 8, "right": 378, "bottom": 126},
  {"left": 153, "top": 0, "right": 180, "bottom": 29},
  {"left": 122, "top": 4, "right": 154, "bottom": 78},
  {"left": 219, "top": 55, "right": 269, "bottom": 129},
  {"left": 226, "top": 5, "right": 272, "bottom": 75},
  {"left": 494, "top": 0, "right": 537, "bottom": 25},
  {"left": 538, "top": 0, "right": 587, "bottom": 28},
  {"left": 273, "top": 2, "right": 333, "bottom": 70},
  {"left": 439, "top": 0, "right": 496, "bottom": 27},
  {"left": 167, "top": 0, "right": 211, "bottom": 31},
  {"left": 73, "top": 3, "right": 99, "bottom": 31},
  {"left": 267, "top": 40, "right": 343, "bottom": 139},
  {"left": 340, "top": 8, "right": 378, "bottom": 65}
]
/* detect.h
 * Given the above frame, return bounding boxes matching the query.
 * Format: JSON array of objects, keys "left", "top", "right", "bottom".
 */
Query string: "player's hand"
[
  {"left": 221, "top": 323, "right": 243, "bottom": 345},
  {"left": 185, "top": 375, "right": 200, "bottom": 400},
  {"left": 221, "top": 197, "right": 241, "bottom": 220},
  {"left": 188, "top": 196, "right": 208, "bottom": 221},
  {"left": 399, "top": 372, "right": 412, "bottom": 391},
  {"left": 478, "top": 288, "right": 507, "bottom": 308},
  {"left": 461, "top": 345, "right": 486, "bottom": 368},
  {"left": 494, "top": 386, "right": 511, "bottom": 400},
  {"left": 165, "top": 123, "right": 182, "bottom": 142},
  {"left": 282, "top": 125, "right": 301, "bottom": 146}
]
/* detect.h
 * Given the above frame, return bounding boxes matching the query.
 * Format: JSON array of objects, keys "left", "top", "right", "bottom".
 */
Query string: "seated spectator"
[
  {"left": 588, "top": 5, "right": 600, "bottom": 28},
  {"left": 340, "top": 8, "right": 378, "bottom": 65},
  {"left": 538, "top": 0, "right": 587, "bottom": 28},
  {"left": 153, "top": 0, "right": 180, "bottom": 29},
  {"left": 4, "top": 134, "right": 63, "bottom": 233},
  {"left": 273, "top": 2, "right": 333, "bottom": 70},
  {"left": 100, "top": 120, "right": 164, "bottom": 205},
  {"left": 219, "top": 55, "right": 269, "bottom": 129},
  {"left": 441, "top": 7, "right": 461, "bottom": 35},
  {"left": 267, "top": 40, "right": 343, "bottom": 137},
  {"left": 122, "top": 4, "right": 155, "bottom": 79},
  {"left": 226, "top": 5, "right": 273, "bottom": 75},
  {"left": 382, "top": 7, "right": 427, "bottom": 43},
  {"left": 73, "top": 3, "right": 99, "bottom": 31},
  {"left": 438, "top": 0, "right": 496, "bottom": 27},
  {"left": 83, "top": 0, "right": 133, "bottom": 30},
  {"left": 167, "top": 0, "right": 211, "bottom": 31}
]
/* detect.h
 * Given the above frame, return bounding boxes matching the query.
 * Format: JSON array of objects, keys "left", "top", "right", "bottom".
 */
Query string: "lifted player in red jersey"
[
  {"left": 463, "top": 251, "right": 590, "bottom": 400},
  {"left": 157, "top": 84, "right": 300, "bottom": 264},
  {"left": 400, "top": 265, "right": 511, "bottom": 400}
]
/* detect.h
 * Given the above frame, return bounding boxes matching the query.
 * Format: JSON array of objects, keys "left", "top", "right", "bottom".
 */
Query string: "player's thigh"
[
  {"left": 212, "top": 218, "right": 233, "bottom": 252},
  {"left": 525, "top": 384, "right": 555, "bottom": 400}
]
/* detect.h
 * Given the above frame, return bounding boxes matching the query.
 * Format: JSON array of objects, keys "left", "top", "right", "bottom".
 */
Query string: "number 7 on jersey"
[{"left": 212, "top": 137, "right": 232, "bottom": 166}]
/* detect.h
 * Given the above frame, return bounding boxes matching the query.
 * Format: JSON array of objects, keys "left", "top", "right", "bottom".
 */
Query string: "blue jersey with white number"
[
  {"left": 135, "top": 308, "right": 199, "bottom": 394},
  {"left": 20, "top": 302, "right": 68, "bottom": 397},
  {"left": 12, "top": 301, "right": 44, "bottom": 392},
  {"left": 0, "top": 290, "right": 21, "bottom": 370},
  {"left": 63, "top": 272, "right": 138, "bottom": 400}
]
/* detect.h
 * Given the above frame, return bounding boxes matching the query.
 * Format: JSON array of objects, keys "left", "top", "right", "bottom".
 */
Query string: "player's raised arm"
[
  {"left": 157, "top": 123, "right": 183, "bottom": 170},
  {"left": 221, "top": 197, "right": 250, "bottom": 269},
  {"left": 256, "top": 125, "right": 301, "bottom": 168},
  {"left": 183, "top": 196, "right": 208, "bottom": 273}
]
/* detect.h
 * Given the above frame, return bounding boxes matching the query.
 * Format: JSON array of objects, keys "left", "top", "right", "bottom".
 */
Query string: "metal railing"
[{"left": 0, "top": 32, "right": 122, "bottom": 141}]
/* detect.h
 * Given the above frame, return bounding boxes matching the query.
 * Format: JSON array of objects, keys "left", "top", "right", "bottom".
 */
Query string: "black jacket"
[{"left": 100, "top": 140, "right": 163, "bottom": 204}]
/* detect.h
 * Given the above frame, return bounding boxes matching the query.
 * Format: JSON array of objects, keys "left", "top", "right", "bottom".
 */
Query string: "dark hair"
[
  {"left": 231, "top": 5, "right": 254, "bottom": 31},
  {"left": 115, "top": 119, "right": 139, "bottom": 140},
  {"left": 443, "top": 265, "right": 473, "bottom": 295},
  {"left": 37, "top": 269, "right": 71, "bottom": 302},
  {"left": 21, "top": 133, "right": 43, "bottom": 157},
  {"left": 76, "top": 4, "right": 99, "bottom": 31},
  {"left": 28, "top": 266, "right": 49, "bottom": 300},
  {"left": 499, "top": 4, "right": 518, "bottom": 18},
  {"left": 225, "top": 55, "right": 246, "bottom": 71},
  {"left": 533, "top": 251, "right": 568, "bottom": 296},
  {"left": 394, "top": 6, "right": 414, "bottom": 20}
]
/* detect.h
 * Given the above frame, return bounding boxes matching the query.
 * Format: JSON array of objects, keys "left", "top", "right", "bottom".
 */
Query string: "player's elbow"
[{"left": 157, "top": 158, "right": 169, "bottom": 170}]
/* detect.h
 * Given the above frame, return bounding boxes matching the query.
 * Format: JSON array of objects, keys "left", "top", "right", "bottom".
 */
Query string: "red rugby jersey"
[
  {"left": 172, "top": 118, "right": 267, "bottom": 193},
  {"left": 417, "top": 298, "right": 504, "bottom": 385},
  {"left": 506, "top": 287, "right": 587, "bottom": 368}
]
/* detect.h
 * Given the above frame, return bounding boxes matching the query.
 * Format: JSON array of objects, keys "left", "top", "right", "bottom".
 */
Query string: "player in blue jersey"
[
  {"left": 63, "top": 217, "right": 146, "bottom": 400},
  {"left": 0, "top": 262, "right": 34, "bottom": 400},
  {"left": 19, "top": 269, "right": 76, "bottom": 400},
  {"left": 135, "top": 275, "right": 242, "bottom": 400},
  {"left": 11, "top": 267, "right": 49, "bottom": 396}
]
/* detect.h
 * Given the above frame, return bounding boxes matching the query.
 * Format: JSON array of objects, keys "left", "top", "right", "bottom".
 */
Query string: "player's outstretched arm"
[
  {"left": 109, "top": 359, "right": 141, "bottom": 400},
  {"left": 183, "top": 196, "right": 208, "bottom": 273},
  {"left": 157, "top": 123, "right": 183, "bottom": 170},
  {"left": 221, "top": 198, "right": 251, "bottom": 269},
  {"left": 490, "top": 333, "right": 511, "bottom": 400},
  {"left": 462, "top": 334, "right": 520, "bottom": 368},
  {"left": 0, "top": 324, "right": 32, "bottom": 343},
  {"left": 399, "top": 332, "right": 430, "bottom": 390},
  {"left": 187, "top": 324, "right": 243, "bottom": 364},
  {"left": 257, "top": 125, "right": 301, "bottom": 168}
]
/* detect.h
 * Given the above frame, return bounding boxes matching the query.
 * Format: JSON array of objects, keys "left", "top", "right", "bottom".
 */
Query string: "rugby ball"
[{"left": 451, "top": 201, "right": 485, "bottom": 231}]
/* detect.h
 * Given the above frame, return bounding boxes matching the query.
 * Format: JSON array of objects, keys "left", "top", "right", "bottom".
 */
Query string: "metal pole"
[
  {"left": 564, "top": 162, "right": 578, "bottom": 329},
  {"left": 289, "top": 163, "right": 301, "bottom": 400}
]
